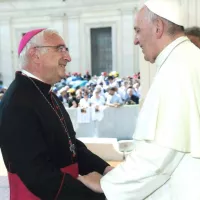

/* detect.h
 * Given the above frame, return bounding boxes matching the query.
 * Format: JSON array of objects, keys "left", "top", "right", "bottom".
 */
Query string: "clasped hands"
[{"left": 77, "top": 166, "right": 113, "bottom": 193}]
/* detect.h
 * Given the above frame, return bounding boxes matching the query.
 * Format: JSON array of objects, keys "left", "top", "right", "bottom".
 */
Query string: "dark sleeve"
[
  {"left": 0, "top": 106, "right": 105, "bottom": 200},
  {"left": 76, "top": 139, "right": 110, "bottom": 175}
]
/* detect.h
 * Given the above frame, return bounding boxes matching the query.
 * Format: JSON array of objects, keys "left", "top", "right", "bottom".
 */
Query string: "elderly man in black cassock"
[{"left": 0, "top": 28, "right": 112, "bottom": 200}]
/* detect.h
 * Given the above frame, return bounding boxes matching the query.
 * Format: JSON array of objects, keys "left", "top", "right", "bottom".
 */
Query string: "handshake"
[{"left": 77, "top": 166, "right": 114, "bottom": 193}]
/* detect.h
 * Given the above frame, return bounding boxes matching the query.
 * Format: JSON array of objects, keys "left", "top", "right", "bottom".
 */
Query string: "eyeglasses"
[{"left": 34, "top": 45, "right": 69, "bottom": 53}]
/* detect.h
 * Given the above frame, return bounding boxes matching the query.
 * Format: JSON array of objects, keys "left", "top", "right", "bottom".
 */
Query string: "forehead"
[
  {"left": 43, "top": 32, "right": 65, "bottom": 45},
  {"left": 134, "top": 7, "right": 148, "bottom": 28}
]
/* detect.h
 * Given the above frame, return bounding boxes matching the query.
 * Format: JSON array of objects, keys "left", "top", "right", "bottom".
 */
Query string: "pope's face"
[
  {"left": 134, "top": 7, "right": 158, "bottom": 63},
  {"left": 39, "top": 33, "right": 71, "bottom": 85}
]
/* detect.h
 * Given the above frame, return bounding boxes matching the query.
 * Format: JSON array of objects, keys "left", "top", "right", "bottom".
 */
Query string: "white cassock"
[{"left": 101, "top": 36, "right": 200, "bottom": 200}]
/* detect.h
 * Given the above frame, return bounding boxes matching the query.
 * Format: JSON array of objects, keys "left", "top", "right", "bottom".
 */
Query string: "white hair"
[
  {"left": 145, "top": 7, "right": 158, "bottom": 23},
  {"left": 144, "top": 7, "right": 184, "bottom": 36},
  {"left": 18, "top": 28, "right": 59, "bottom": 69}
]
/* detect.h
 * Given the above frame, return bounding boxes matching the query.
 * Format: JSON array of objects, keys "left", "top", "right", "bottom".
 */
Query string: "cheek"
[
  {"left": 143, "top": 36, "right": 152, "bottom": 50},
  {"left": 138, "top": 34, "right": 146, "bottom": 46},
  {"left": 49, "top": 54, "right": 60, "bottom": 63},
  {"left": 43, "top": 55, "right": 58, "bottom": 68},
  {"left": 137, "top": 35, "right": 141, "bottom": 43}
]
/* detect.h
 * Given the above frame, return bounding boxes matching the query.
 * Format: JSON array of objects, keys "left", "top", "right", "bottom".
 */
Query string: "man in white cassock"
[{"left": 100, "top": 0, "right": 200, "bottom": 199}]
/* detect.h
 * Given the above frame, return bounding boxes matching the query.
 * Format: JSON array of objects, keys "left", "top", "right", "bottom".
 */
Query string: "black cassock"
[{"left": 0, "top": 72, "right": 108, "bottom": 200}]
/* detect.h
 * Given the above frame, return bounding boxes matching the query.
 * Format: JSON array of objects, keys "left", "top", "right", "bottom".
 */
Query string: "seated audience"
[
  {"left": 125, "top": 88, "right": 139, "bottom": 105},
  {"left": 91, "top": 89, "right": 105, "bottom": 112},
  {"left": 79, "top": 91, "right": 91, "bottom": 108},
  {"left": 106, "top": 87, "right": 123, "bottom": 108}
]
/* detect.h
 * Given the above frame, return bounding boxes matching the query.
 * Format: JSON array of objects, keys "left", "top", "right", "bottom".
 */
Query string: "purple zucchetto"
[{"left": 18, "top": 28, "right": 46, "bottom": 55}]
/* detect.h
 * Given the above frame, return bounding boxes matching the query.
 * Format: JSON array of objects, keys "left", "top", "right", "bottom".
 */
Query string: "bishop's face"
[{"left": 38, "top": 33, "right": 71, "bottom": 85}]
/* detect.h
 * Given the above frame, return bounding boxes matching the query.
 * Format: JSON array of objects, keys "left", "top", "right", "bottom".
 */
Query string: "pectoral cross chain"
[{"left": 69, "top": 141, "right": 76, "bottom": 157}]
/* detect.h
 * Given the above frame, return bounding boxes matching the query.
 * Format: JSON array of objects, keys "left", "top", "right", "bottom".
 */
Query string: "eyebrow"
[
  {"left": 57, "top": 44, "right": 69, "bottom": 50},
  {"left": 57, "top": 44, "right": 66, "bottom": 46}
]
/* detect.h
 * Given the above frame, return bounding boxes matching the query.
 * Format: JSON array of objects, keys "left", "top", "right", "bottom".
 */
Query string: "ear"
[
  {"left": 154, "top": 18, "right": 164, "bottom": 39},
  {"left": 28, "top": 48, "right": 41, "bottom": 64}
]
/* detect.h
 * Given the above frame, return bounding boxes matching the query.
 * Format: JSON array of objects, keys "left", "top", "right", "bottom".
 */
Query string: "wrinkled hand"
[
  {"left": 77, "top": 172, "right": 103, "bottom": 193},
  {"left": 103, "top": 166, "right": 114, "bottom": 175}
]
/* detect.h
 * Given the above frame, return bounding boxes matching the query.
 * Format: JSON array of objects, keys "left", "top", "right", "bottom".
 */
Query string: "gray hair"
[
  {"left": 18, "top": 28, "right": 59, "bottom": 69},
  {"left": 184, "top": 26, "right": 200, "bottom": 39},
  {"left": 145, "top": 7, "right": 184, "bottom": 36}
]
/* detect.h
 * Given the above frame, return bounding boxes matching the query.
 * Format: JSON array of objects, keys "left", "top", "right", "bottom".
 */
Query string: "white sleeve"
[
  {"left": 106, "top": 95, "right": 112, "bottom": 104},
  {"left": 118, "top": 96, "right": 123, "bottom": 105},
  {"left": 100, "top": 141, "right": 185, "bottom": 200}
]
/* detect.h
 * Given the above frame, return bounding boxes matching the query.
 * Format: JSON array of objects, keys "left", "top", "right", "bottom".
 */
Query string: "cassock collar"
[
  {"left": 21, "top": 70, "right": 43, "bottom": 82},
  {"left": 155, "top": 36, "right": 189, "bottom": 70},
  {"left": 16, "top": 71, "right": 52, "bottom": 95}
]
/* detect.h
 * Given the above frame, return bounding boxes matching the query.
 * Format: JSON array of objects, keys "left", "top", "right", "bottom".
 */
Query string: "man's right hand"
[{"left": 77, "top": 172, "right": 103, "bottom": 193}]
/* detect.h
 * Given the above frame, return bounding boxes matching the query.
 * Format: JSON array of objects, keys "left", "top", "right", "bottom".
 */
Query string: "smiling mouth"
[{"left": 60, "top": 64, "right": 66, "bottom": 68}]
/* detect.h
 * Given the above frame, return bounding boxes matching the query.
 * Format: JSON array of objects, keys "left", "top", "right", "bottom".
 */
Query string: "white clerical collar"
[
  {"left": 155, "top": 36, "right": 189, "bottom": 70},
  {"left": 21, "top": 70, "right": 44, "bottom": 82}
]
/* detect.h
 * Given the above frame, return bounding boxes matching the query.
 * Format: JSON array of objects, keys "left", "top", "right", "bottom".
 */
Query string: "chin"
[
  {"left": 144, "top": 55, "right": 149, "bottom": 62},
  {"left": 144, "top": 55, "right": 155, "bottom": 63},
  {"left": 59, "top": 71, "right": 66, "bottom": 79}
]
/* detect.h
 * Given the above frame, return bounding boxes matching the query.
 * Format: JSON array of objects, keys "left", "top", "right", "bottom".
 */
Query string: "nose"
[{"left": 63, "top": 51, "right": 71, "bottom": 62}]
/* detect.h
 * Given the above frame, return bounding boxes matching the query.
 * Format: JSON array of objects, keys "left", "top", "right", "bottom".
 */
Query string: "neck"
[
  {"left": 152, "top": 33, "right": 185, "bottom": 63},
  {"left": 21, "top": 69, "right": 44, "bottom": 83},
  {"left": 156, "top": 33, "right": 185, "bottom": 60},
  {"left": 22, "top": 67, "right": 54, "bottom": 86}
]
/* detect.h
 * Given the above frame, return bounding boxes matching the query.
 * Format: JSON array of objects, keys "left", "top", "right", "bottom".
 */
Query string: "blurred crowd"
[
  {"left": 0, "top": 80, "right": 6, "bottom": 102},
  {"left": 53, "top": 71, "right": 141, "bottom": 110}
]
